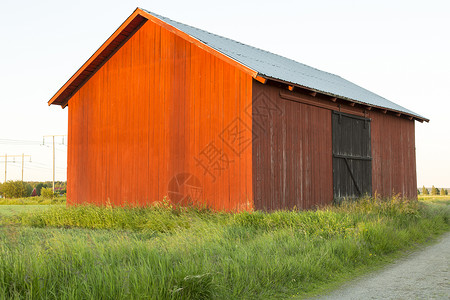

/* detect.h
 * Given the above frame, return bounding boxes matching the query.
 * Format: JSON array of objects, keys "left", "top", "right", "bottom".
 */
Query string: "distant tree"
[
  {"left": 440, "top": 188, "right": 446, "bottom": 196},
  {"left": 35, "top": 183, "right": 46, "bottom": 196},
  {"left": 431, "top": 185, "right": 438, "bottom": 195},
  {"left": 25, "top": 183, "right": 33, "bottom": 197},
  {"left": 417, "top": 189, "right": 420, "bottom": 195},
  {"left": 422, "top": 185, "right": 429, "bottom": 195},
  {"left": 446, "top": 189, "right": 449, "bottom": 195},
  {"left": 1, "top": 181, "right": 27, "bottom": 198}
]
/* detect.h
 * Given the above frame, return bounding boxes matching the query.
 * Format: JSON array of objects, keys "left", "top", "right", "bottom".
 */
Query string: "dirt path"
[{"left": 313, "top": 232, "right": 450, "bottom": 300}]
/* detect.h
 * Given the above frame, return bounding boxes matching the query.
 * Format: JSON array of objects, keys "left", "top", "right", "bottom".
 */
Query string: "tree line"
[
  {"left": 419, "top": 185, "right": 448, "bottom": 196},
  {"left": 0, "top": 181, "right": 67, "bottom": 198}
]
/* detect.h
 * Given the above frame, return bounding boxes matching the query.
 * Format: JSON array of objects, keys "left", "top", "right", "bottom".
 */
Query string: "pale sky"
[{"left": 0, "top": 0, "right": 449, "bottom": 187}]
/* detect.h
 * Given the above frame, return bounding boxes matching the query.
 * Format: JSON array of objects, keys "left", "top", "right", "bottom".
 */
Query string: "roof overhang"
[
  {"left": 255, "top": 75, "right": 430, "bottom": 123},
  {"left": 48, "top": 9, "right": 146, "bottom": 107}
]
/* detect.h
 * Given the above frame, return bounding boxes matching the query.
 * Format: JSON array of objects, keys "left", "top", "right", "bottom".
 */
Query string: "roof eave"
[
  {"left": 48, "top": 8, "right": 146, "bottom": 107},
  {"left": 255, "top": 75, "right": 430, "bottom": 123}
]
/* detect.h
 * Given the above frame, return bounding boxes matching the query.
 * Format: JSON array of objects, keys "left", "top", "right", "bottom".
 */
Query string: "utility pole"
[
  {"left": 1, "top": 154, "right": 31, "bottom": 182},
  {"left": 52, "top": 136, "right": 55, "bottom": 192},
  {"left": 43, "top": 135, "right": 66, "bottom": 192},
  {"left": 22, "top": 153, "right": 24, "bottom": 181}
]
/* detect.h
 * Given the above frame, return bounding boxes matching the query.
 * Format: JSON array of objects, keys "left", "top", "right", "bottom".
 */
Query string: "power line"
[
  {"left": 6, "top": 163, "right": 66, "bottom": 181},
  {"left": 29, "top": 161, "right": 51, "bottom": 167},
  {"left": 0, "top": 138, "right": 42, "bottom": 145},
  {"left": 0, "top": 138, "right": 66, "bottom": 146},
  {"left": 11, "top": 163, "right": 65, "bottom": 170},
  {"left": 9, "top": 160, "right": 66, "bottom": 170}
]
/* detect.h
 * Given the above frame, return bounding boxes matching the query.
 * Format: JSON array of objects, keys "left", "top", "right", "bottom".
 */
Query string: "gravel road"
[{"left": 313, "top": 232, "right": 450, "bottom": 300}]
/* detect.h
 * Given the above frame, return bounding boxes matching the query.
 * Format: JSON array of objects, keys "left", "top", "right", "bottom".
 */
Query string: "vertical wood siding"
[
  {"left": 252, "top": 82, "right": 333, "bottom": 210},
  {"left": 371, "top": 110, "right": 417, "bottom": 199},
  {"left": 66, "top": 18, "right": 418, "bottom": 210},
  {"left": 251, "top": 81, "right": 418, "bottom": 210},
  {"left": 67, "top": 20, "right": 253, "bottom": 210}
]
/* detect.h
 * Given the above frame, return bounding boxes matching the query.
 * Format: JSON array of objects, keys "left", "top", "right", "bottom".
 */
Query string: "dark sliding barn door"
[{"left": 332, "top": 111, "right": 372, "bottom": 202}]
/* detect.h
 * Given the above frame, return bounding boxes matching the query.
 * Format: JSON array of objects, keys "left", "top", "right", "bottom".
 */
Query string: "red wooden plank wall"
[
  {"left": 67, "top": 20, "right": 253, "bottom": 210},
  {"left": 252, "top": 82, "right": 333, "bottom": 210},
  {"left": 371, "top": 110, "right": 417, "bottom": 199},
  {"left": 250, "top": 81, "right": 418, "bottom": 210}
]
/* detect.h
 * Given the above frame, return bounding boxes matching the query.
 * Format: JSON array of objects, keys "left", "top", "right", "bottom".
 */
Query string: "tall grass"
[
  {"left": 0, "top": 196, "right": 66, "bottom": 205},
  {"left": 7, "top": 200, "right": 222, "bottom": 233},
  {"left": 0, "top": 197, "right": 448, "bottom": 299}
]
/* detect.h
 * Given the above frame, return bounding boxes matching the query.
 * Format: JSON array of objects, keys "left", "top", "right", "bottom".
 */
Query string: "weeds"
[
  {"left": 6, "top": 202, "right": 219, "bottom": 233},
  {"left": 0, "top": 196, "right": 66, "bottom": 205},
  {"left": 0, "top": 196, "right": 448, "bottom": 299}
]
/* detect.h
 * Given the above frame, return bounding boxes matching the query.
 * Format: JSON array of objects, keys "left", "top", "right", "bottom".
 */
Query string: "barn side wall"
[
  {"left": 371, "top": 111, "right": 417, "bottom": 199},
  {"left": 251, "top": 81, "right": 418, "bottom": 210},
  {"left": 251, "top": 82, "right": 334, "bottom": 210},
  {"left": 67, "top": 20, "right": 253, "bottom": 210}
]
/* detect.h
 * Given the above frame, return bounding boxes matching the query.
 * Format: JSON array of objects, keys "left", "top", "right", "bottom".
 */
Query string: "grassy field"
[
  {"left": 0, "top": 196, "right": 66, "bottom": 206},
  {"left": 0, "top": 197, "right": 448, "bottom": 299},
  {"left": 419, "top": 195, "right": 450, "bottom": 205},
  {"left": 0, "top": 205, "right": 58, "bottom": 217}
]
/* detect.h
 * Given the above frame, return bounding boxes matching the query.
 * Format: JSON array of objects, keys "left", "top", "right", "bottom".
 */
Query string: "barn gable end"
[{"left": 67, "top": 18, "right": 254, "bottom": 210}]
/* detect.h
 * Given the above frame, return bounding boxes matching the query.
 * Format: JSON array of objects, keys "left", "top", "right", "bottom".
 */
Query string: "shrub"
[
  {"left": 41, "top": 187, "right": 55, "bottom": 199},
  {"left": 0, "top": 181, "right": 28, "bottom": 198}
]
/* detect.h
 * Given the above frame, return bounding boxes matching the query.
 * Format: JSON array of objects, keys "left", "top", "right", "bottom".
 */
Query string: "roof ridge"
[
  {"left": 141, "top": 9, "right": 426, "bottom": 120},
  {"left": 49, "top": 7, "right": 428, "bottom": 121},
  {"left": 142, "top": 9, "right": 342, "bottom": 79}
]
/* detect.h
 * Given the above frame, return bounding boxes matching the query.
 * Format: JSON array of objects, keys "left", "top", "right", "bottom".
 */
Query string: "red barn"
[{"left": 48, "top": 8, "right": 428, "bottom": 211}]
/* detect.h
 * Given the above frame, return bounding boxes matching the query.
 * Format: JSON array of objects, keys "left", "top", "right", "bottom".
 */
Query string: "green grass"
[
  {"left": 0, "top": 205, "right": 59, "bottom": 218},
  {"left": 418, "top": 195, "right": 450, "bottom": 205},
  {"left": 0, "top": 197, "right": 448, "bottom": 299},
  {"left": 0, "top": 196, "right": 66, "bottom": 205}
]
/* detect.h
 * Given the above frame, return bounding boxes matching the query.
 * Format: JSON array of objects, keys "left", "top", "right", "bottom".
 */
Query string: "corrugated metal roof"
[{"left": 143, "top": 9, "right": 426, "bottom": 121}]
